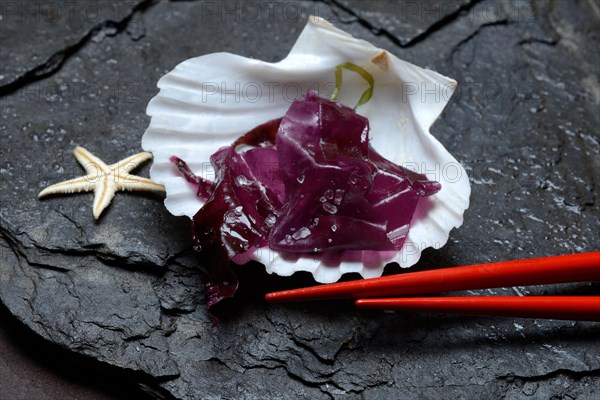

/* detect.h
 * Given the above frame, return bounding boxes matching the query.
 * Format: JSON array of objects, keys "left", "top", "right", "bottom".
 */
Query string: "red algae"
[{"left": 172, "top": 92, "right": 440, "bottom": 308}]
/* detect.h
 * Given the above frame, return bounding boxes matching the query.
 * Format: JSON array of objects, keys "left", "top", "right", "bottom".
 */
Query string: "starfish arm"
[
  {"left": 93, "top": 178, "right": 117, "bottom": 219},
  {"left": 116, "top": 174, "right": 166, "bottom": 192},
  {"left": 38, "top": 175, "right": 97, "bottom": 198},
  {"left": 110, "top": 152, "right": 153, "bottom": 173},
  {"left": 74, "top": 146, "right": 110, "bottom": 175}
]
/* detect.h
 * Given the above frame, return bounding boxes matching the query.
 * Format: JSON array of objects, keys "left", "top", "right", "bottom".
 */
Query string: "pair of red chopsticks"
[{"left": 265, "top": 252, "right": 600, "bottom": 321}]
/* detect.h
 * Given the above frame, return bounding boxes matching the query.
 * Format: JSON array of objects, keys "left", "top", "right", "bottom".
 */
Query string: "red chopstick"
[
  {"left": 355, "top": 296, "right": 600, "bottom": 321},
  {"left": 265, "top": 252, "right": 600, "bottom": 302}
]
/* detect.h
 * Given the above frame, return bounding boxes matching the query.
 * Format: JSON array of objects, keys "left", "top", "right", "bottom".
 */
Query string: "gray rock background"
[{"left": 1, "top": 0, "right": 599, "bottom": 399}]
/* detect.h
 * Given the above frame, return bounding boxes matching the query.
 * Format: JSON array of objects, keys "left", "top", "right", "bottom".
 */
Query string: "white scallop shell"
[{"left": 142, "top": 17, "right": 471, "bottom": 283}]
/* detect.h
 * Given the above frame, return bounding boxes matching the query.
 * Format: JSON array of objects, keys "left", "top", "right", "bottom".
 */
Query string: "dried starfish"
[{"left": 39, "top": 146, "right": 165, "bottom": 219}]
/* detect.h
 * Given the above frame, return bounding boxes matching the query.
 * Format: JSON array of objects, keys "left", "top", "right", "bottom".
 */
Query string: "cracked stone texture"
[
  {"left": 1, "top": 0, "right": 599, "bottom": 399},
  {"left": 0, "top": 0, "right": 150, "bottom": 93}
]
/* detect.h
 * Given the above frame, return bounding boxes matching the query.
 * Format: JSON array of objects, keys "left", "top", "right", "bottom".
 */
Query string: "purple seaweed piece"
[{"left": 172, "top": 93, "right": 441, "bottom": 309}]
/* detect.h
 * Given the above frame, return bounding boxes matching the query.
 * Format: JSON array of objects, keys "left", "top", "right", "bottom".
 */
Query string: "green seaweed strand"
[{"left": 330, "top": 62, "right": 375, "bottom": 109}]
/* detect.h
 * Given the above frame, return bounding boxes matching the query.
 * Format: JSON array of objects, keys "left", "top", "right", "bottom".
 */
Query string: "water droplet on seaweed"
[
  {"left": 334, "top": 189, "right": 345, "bottom": 205},
  {"left": 265, "top": 214, "right": 276, "bottom": 227},
  {"left": 292, "top": 227, "right": 311, "bottom": 240},
  {"left": 322, "top": 202, "right": 338, "bottom": 214},
  {"left": 236, "top": 175, "right": 251, "bottom": 186}
]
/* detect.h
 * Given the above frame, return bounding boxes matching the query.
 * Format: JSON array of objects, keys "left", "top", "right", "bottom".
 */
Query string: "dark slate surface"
[
  {"left": 0, "top": 302, "right": 155, "bottom": 400},
  {"left": 0, "top": 0, "right": 148, "bottom": 92},
  {"left": 1, "top": 1, "right": 599, "bottom": 399}
]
